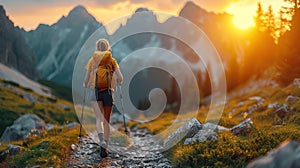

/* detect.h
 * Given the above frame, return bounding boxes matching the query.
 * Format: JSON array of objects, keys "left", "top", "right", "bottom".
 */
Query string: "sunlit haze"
[
  {"left": 0, "top": 0, "right": 287, "bottom": 31},
  {"left": 226, "top": 0, "right": 286, "bottom": 29}
]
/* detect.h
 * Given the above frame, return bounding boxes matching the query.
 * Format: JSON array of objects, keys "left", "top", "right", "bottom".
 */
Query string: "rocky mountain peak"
[
  {"left": 0, "top": 5, "right": 5, "bottom": 15},
  {"left": 179, "top": 1, "right": 208, "bottom": 18},
  {"left": 0, "top": 5, "right": 37, "bottom": 79},
  {"left": 67, "top": 5, "right": 90, "bottom": 18},
  {"left": 135, "top": 7, "right": 150, "bottom": 13},
  {"left": 55, "top": 5, "right": 100, "bottom": 28}
]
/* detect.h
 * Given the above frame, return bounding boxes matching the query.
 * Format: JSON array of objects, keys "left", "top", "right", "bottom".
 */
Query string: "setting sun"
[
  {"left": 232, "top": 13, "right": 255, "bottom": 29},
  {"left": 226, "top": 0, "right": 287, "bottom": 30},
  {"left": 226, "top": 4, "right": 256, "bottom": 30}
]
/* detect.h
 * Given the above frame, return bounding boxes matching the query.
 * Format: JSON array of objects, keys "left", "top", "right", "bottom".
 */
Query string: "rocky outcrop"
[
  {"left": 274, "top": 105, "right": 289, "bottom": 120},
  {"left": 1, "top": 114, "right": 46, "bottom": 143},
  {"left": 0, "top": 6, "right": 37, "bottom": 79},
  {"left": 285, "top": 95, "right": 300, "bottom": 104},
  {"left": 203, "top": 122, "right": 230, "bottom": 132},
  {"left": 66, "top": 122, "right": 79, "bottom": 128},
  {"left": 7, "top": 144, "right": 22, "bottom": 155},
  {"left": 163, "top": 118, "right": 202, "bottom": 148},
  {"left": 294, "top": 78, "right": 300, "bottom": 87},
  {"left": 0, "top": 144, "right": 23, "bottom": 161},
  {"left": 247, "top": 140, "right": 300, "bottom": 168},
  {"left": 23, "top": 5, "right": 103, "bottom": 85},
  {"left": 184, "top": 129, "right": 218, "bottom": 145},
  {"left": 247, "top": 96, "right": 265, "bottom": 114},
  {"left": 231, "top": 118, "right": 254, "bottom": 135},
  {"left": 45, "top": 123, "right": 55, "bottom": 130}
]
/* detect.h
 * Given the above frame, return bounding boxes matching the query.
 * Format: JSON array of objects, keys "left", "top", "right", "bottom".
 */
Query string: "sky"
[{"left": 0, "top": 0, "right": 287, "bottom": 30}]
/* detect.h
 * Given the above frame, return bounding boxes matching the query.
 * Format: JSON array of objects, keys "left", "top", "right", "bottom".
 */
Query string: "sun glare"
[
  {"left": 232, "top": 14, "right": 255, "bottom": 30},
  {"left": 226, "top": 4, "right": 255, "bottom": 30}
]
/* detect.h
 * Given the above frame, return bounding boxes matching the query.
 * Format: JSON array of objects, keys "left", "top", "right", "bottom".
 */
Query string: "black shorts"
[{"left": 90, "top": 89, "right": 114, "bottom": 107}]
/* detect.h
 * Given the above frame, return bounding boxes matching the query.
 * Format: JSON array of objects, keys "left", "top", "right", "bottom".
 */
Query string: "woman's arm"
[
  {"left": 115, "top": 68, "right": 123, "bottom": 85},
  {"left": 83, "top": 70, "right": 91, "bottom": 88}
]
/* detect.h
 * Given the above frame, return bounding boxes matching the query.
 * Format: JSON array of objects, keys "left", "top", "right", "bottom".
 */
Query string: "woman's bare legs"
[
  {"left": 92, "top": 100, "right": 112, "bottom": 145},
  {"left": 91, "top": 101, "right": 104, "bottom": 142},
  {"left": 103, "top": 106, "right": 112, "bottom": 142}
]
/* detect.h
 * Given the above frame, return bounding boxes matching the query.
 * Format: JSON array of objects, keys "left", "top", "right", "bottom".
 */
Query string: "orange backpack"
[{"left": 95, "top": 52, "right": 116, "bottom": 91}]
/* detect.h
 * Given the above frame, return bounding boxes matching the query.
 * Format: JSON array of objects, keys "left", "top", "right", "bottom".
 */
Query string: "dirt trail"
[{"left": 66, "top": 127, "right": 172, "bottom": 168}]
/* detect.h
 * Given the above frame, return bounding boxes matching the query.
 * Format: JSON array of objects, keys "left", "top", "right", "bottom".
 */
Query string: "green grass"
[
  {"left": 128, "top": 112, "right": 177, "bottom": 134},
  {"left": 173, "top": 84, "right": 300, "bottom": 167},
  {"left": 0, "top": 80, "right": 78, "bottom": 135},
  {"left": 172, "top": 124, "right": 300, "bottom": 168},
  {"left": 128, "top": 83, "right": 300, "bottom": 167},
  {"left": 0, "top": 79, "right": 80, "bottom": 166},
  {"left": 0, "top": 78, "right": 132, "bottom": 166},
  {"left": 1, "top": 126, "right": 81, "bottom": 167},
  {"left": 38, "top": 79, "right": 73, "bottom": 102}
]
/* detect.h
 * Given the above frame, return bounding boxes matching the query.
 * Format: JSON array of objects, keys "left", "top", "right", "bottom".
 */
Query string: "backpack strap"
[
  {"left": 111, "top": 62, "right": 115, "bottom": 72},
  {"left": 105, "top": 65, "right": 111, "bottom": 95},
  {"left": 95, "top": 64, "right": 98, "bottom": 90}
]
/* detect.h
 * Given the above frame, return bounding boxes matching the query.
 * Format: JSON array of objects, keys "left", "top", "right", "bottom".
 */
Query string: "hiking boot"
[{"left": 100, "top": 142, "right": 108, "bottom": 158}]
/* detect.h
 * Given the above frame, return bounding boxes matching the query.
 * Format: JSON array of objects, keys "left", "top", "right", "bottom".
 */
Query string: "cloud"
[
  {"left": 171, "top": 0, "right": 241, "bottom": 12},
  {"left": 0, "top": 0, "right": 247, "bottom": 30},
  {"left": 130, "top": 0, "right": 149, "bottom": 4},
  {"left": 93, "top": 0, "right": 127, "bottom": 6}
]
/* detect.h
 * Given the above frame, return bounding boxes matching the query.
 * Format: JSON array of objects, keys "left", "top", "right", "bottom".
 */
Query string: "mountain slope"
[
  {"left": 23, "top": 5, "right": 103, "bottom": 86},
  {"left": 0, "top": 63, "right": 50, "bottom": 96},
  {"left": 179, "top": 1, "right": 242, "bottom": 62},
  {"left": 0, "top": 5, "right": 37, "bottom": 79}
]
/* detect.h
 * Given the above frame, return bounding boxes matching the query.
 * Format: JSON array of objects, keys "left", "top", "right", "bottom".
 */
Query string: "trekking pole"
[
  {"left": 78, "top": 88, "right": 87, "bottom": 142},
  {"left": 118, "top": 85, "right": 129, "bottom": 136}
]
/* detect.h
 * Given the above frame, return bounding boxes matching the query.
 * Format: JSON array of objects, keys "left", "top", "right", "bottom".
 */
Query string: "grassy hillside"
[
  {"left": 0, "top": 79, "right": 80, "bottom": 167},
  {"left": 0, "top": 79, "right": 78, "bottom": 136},
  {"left": 0, "top": 126, "right": 81, "bottom": 167},
  {"left": 129, "top": 81, "right": 300, "bottom": 167},
  {"left": 0, "top": 78, "right": 131, "bottom": 167},
  {"left": 38, "top": 79, "right": 73, "bottom": 102}
]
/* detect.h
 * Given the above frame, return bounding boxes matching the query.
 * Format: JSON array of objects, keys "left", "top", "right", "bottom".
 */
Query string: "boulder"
[
  {"left": 23, "top": 93, "right": 36, "bottom": 103},
  {"left": 274, "top": 105, "right": 289, "bottom": 120},
  {"left": 7, "top": 144, "right": 21, "bottom": 155},
  {"left": 58, "top": 104, "right": 70, "bottom": 110},
  {"left": 184, "top": 129, "right": 218, "bottom": 145},
  {"left": 163, "top": 118, "right": 202, "bottom": 148},
  {"left": 66, "top": 122, "right": 79, "bottom": 128},
  {"left": 231, "top": 118, "right": 253, "bottom": 135},
  {"left": 246, "top": 140, "right": 300, "bottom": 168},
  {"left": 247, "top": 97, "right": 265, "bottom": 114},
  {"left": 45, "top": 123, "right": 55, "bottom": 130},
  {"left": 285, "top": 95, "right": 300, "bottom": 104},
  {"left": 0, "top": 144, "right": 22, "bottom": 160},
  {"left": 1, "top": 114, "right": 46, "bottom": 143},
  {"left": 267, "top": 102, "right": 280, "bottom": 109},
  {"left": 249, "top": 96, "right": 263, "bottom": 101},
  {"left": 202, "top": 122, "right": 229, "bottom": 132},
  {"left": 293, "top": 78, "right": 300, "bottom": 87}
]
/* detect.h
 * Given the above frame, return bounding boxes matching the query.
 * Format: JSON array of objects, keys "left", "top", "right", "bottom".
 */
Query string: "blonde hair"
[{"left": 96, "top": 39, "right": 111, "bottom": 51}]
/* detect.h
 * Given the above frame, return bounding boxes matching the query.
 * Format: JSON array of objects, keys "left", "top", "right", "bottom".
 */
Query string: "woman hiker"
[{"left": 83, "top": 39, "right": 123, "bottom": 158}]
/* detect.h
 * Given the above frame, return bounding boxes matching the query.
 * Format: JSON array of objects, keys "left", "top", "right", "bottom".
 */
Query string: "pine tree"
[
  {"left": 284, "top": 0, "right": 299, "bottom": 11},
  {"left": 276, "top": 10, "right": 300, "bottom": 85},
  {"left": 279, "top": 0, "right": 300, "bottom": 34},
  {"left": 266, "top": 5, "right": 276, "bottom": 38},
  {"left": 255, "top": 2, "right": 266, "bottom": 32}
]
